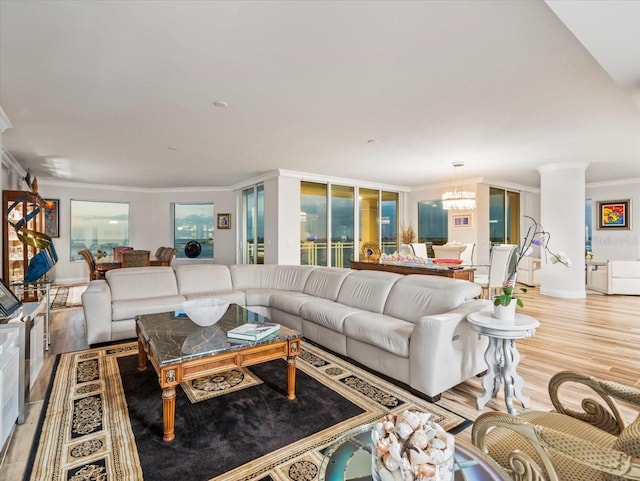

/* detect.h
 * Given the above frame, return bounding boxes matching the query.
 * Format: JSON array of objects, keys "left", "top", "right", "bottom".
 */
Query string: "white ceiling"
[{"left": 1, "top": 0, "right": 639, "bottom": 190}]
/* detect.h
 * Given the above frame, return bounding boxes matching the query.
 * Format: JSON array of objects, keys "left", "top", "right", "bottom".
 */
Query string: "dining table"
[{"left": 95, "top": 256, "right": 169, "bottom": 274}]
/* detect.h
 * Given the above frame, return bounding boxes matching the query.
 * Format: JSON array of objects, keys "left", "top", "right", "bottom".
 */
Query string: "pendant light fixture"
[{"left": 442, "top": 161, "right": 476, "bottom": 210}]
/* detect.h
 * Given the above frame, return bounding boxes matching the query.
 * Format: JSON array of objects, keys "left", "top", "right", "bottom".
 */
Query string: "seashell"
[
  {"left": 383, "top": 452, "right": 400, "bottom": 471},
  {"left": 397, "top": 410, "right": 420, "bottom": 430},
  {"left": 383, "top": 421, "right": 395, "bottom": 433},
  {"left": 409, "top": 447, "right": 432, "bottom": 465},
  {"left": 417, "top": 463, "right": 436, "bottom": 478},
  {"left": 376, "top": 466, "right": 396, "bottom": 481},
  {"left": 372, "top": 428, "right": 381, "bottom": 445},
  {"left": 374, "top": 422, "right": 385, "bottom": 437},
  {"left": 410, "top": 430, "right": 429, "bottom": 449},
  {"left": 431, "top": 437, "right": 446, "bottom": 450},
  {"left": 395, "top": 422, "right": 414, "bottom": 440},
  {"left": 389, "top": 434, "right": 403, "bottom": 463}
]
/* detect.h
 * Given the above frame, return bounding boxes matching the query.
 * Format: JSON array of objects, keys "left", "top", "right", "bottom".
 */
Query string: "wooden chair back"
[
  {"left": 78, "top": 248, "right": 98, "bottom": 281},
  {"left": 113, "top": 246, "right": 133, "bottom": 262},
  {"left": 122, "top": 250, "right": 151, "bottom": 267}
]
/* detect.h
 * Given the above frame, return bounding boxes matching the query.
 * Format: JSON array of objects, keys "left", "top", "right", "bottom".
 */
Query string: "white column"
[{"left": 537, "top": 162, "right": 589, "bottom": 298}]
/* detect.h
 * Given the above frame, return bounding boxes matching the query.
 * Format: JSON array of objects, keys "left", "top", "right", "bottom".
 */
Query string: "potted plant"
[{"left": 493, "top": 284, "right": 527, "bottom": 321}]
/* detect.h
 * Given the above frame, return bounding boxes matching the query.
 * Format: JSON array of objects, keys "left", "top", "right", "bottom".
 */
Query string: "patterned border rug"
[
  {"left": 50, "top": 284, "right": 87, "bottom": 310},
  {"left": 25, "top": 341, "right": 469, "bottom": 481}
]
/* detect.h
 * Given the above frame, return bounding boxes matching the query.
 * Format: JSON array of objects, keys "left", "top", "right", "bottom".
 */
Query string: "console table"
[
  {"left": 350, "top": 261, "right": 475, "bottom": 281},
  {"left": 467, "top": 309, "right": 540, "bottom": 415}
]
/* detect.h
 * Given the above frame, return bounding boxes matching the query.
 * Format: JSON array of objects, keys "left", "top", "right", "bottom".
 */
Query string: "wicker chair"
[
  {"left": 78, "top": 248, "right": 101, "bottom": 281},
  {"left": 122, "top": 249, "right": 151, "bottom": 267},
  {"left": 472, "top": 371, "right": 640, "bottom": 480}
]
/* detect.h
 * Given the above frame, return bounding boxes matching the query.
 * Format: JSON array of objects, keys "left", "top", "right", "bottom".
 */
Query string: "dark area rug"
[
  {"left": 25, "top": 342, "right": 468, "bottom": 481},
  {"left": 119, "top": 355, "right": 364, "bottom": 481}
]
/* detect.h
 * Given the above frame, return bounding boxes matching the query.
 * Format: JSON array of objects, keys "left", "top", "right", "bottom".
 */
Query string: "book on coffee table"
[{"left": 227, "top": 322, "right": 280, "bottom": 341}]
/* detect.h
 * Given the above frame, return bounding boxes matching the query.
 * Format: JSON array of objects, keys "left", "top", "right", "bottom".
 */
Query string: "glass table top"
[
  {"left": 136, "top": 304, "right": 301, "bottom": 366},
  {"left": 319, "top": 423, "right": 510, "bottom": 481}
]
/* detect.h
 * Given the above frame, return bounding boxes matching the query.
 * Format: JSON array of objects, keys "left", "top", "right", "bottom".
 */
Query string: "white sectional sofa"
[
  {"left": 587, "top": 260, "right": 640, "bottom": 295},
  {"left": 82, "top": 264, "right": 490, "bottom": 400}
]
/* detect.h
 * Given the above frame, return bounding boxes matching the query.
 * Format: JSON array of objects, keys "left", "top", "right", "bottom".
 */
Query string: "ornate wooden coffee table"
[{"left": 136, "top": 304, "right": 302, "bottom": 442}]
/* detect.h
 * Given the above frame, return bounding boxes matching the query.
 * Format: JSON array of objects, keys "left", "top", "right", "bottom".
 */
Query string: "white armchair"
[
  {"left": 516, "top": 256, "right": 541, "bottom": 286},
  {"left": 587, "top": 260, "right": 640, "bottom": 295}
]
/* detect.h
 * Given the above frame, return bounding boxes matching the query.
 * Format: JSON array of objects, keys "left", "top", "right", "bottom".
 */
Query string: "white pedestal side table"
[{"left": 467, "top": 309, "right": 540, "bottom": 415}]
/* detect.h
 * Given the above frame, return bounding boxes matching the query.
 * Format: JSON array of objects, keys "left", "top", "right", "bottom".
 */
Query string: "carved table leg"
[
  {"left": 477, "top": 337, "right": 500, "bottom": 409},
  {"left": 137, "top": 338, "right": 147, "bottom": 371},
  {"left": 287, "top": 356, "right": 297, "bottom": 400},
  {"left": 502, "top": 339, "right": 518, "bottom": 415},
  {"left": 162, "top": 386, "right": 176, "bottom": 442},
  {"left": 507, "top": 339, "right": 530, "bottom": 410}
]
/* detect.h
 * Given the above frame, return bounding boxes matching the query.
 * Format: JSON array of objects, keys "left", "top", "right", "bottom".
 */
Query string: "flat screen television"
[{"left": 0, "top": 278, "right": 22, "bottom": 318}]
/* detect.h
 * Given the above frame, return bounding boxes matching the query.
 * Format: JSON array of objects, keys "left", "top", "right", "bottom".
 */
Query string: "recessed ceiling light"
[
  {"left": 167, "top": 146, "right": 178, "bottom": 151},
  {"left": 212, "top": 100, "right": 228, "bottom": 108},
  {"left": 367, "top": 139, "right": 378, "bottom": 143}
]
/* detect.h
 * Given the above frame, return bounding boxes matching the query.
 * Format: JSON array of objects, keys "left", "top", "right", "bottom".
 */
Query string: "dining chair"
[
  {"left": 122, "top": 250, "right": 151, "bottom": 267},
  {"left": 459, "top": 242, "right": 476, "bottom": 265},
  {"left": 432, "top": 244, "right": 466, "bottom": 259},
  {"left": 473, "top": 244, "right": 517, "bottom": 299},
  {"left": 409, "top": 243, "right": 429, "bottom": 259},
  {"left": 113, "top": 246, "right": 133, "bottom": 262},
  {"left": 155, "top": 246, "right": 166, "bottom": 260},
  {"left": 161, "top": 247, "right": 178, "bottom": 266},
  {"left": 78, "top": 248, "right": 101, "bottom": 281}
]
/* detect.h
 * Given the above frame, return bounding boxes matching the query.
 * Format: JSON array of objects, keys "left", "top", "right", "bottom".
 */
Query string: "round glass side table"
[{"left": 318, "top": 422, "right": 510, "bottom": 481}]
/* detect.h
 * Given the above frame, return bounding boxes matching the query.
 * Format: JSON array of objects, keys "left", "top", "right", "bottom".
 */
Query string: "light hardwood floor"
[{"left": 2, "top": 288, "right": 639, "bottom": 479}]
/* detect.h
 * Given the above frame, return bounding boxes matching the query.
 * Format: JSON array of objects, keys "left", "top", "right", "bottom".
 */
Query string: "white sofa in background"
[
  {"left": 82, "top": 264, "right": 489, "bottom": 400},
  {"left": 587, "top": 260, "right": 640, "bottom": 295},
  {"left": 516, "top": 256, "right": 541, "bottom": 287}
]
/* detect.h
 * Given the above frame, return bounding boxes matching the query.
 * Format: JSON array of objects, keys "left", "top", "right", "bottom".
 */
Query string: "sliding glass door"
[{"left": 242, "top": 184, "right": 264, "bottom": 264}]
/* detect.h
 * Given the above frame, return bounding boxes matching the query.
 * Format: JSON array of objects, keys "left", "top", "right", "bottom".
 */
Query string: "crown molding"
[
  {"left": 1, "top": 146, "right": 26, "bottom": 177},
  {"left": 276, "top": 169, "right": 411, "bottom": 192},
  {"left": 586, "top": 177, "right": 640, "bottom": 188}
]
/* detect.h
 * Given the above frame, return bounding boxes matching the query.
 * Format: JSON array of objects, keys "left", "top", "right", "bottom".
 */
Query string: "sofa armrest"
[
  {"left": 81, "top": 280, "right": 113, "bottom": 345},
  {"left": 409, "top": 299, "right": 491, "bottom": 397}
]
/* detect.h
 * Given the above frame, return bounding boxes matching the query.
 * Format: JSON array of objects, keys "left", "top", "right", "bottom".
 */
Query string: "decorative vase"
[{"left": 494, "top": 299, "right": 517, "bottom": 321}]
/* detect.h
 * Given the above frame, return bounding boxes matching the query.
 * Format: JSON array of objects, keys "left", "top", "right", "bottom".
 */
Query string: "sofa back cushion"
[
  {"left": 303, "top": 267, "right": 354, "bottom": 301},
  {"left": 230, "top": 264, "right": 313, "bottom": 291},
  {"left": 106, "top": 266, "right": 179, "bottom": 301},
  {"left": 336, "top": 270, "right": 401, "bottom": 313},
  {"left": 384, "top": 275, "right": 481, "bottom": 323},
  {"left": 174, "top": 264, "right": 233, "bottom": 296},
  {"left": 610, "top": 261, "right": 640, "bottom": 278}
]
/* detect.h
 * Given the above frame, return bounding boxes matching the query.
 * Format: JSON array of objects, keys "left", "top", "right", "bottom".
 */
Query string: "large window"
[
  {"left": 300, "top": 182, "right": 327, "bottom": 266},
  {"left": 70, "top": 200, "right": 129, "bottom": 261},
  {"left": 489, "top": 187, "right": 520, "bottom": 245},
  {"left": 418, "top": 200, "right": 448, "bottom": 254},
  {"left": 301, "top": 182, "right": 398, "bottom": 267},
  {"left": 330, "top": 185, "right": 354, "bottom": 267},
  {"left": 173, "top": 203, "right": 215, "bottom": 259},
  {"left": 243, "top": 185, "right": 264, "bottom": 264}
]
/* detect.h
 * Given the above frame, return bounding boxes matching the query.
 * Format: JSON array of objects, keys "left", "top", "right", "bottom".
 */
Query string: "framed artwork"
[
  {"left": 217, "top": 213, "right": 231, "bottom": 229},
  {"left": 451, "top": 213, "right": 473, "bottom": 229},
  {"left": 44, "top": 199, "right": 60, "bottom": 238},
  {"left": 597, "top": 199, "right": 631, "bottom": 230},
  {"left": 0, "top": 277, "right": 22, "bottom": 317}
]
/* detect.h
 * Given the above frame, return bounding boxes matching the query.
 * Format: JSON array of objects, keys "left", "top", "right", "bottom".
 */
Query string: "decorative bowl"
[{"left": 182, "top": 298, "right": 230, "bottom": 327}]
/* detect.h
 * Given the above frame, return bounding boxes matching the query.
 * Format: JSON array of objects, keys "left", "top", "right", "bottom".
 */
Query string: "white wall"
[
  {"left": 38, "top": 182, "right": 236, "bottom": 284},
  {"left": 587, "top": 180, "right": 640, "bottom": 261}
]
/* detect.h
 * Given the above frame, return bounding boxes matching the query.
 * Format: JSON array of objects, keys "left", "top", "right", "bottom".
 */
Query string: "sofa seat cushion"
[
  {"left": 174, "top": 264, "right": 233, "bottom": 297},
  {"left": 384, "top": 275, "right": 481, "bottom": 323},
  {"left": 183, "top": 290, "right": 245, "bottom": 306},
  {"left": 344, "top": 312, "right": 412, "bottom": 357},
  {"left": 270, "top": 291, "right": 317, "bottom": 316},
  {"left": 112, "top": 295, "right": 186, "bottom": 321},
  {"left": 300, "top": 299, "right": 363, "bottom": 333}
]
